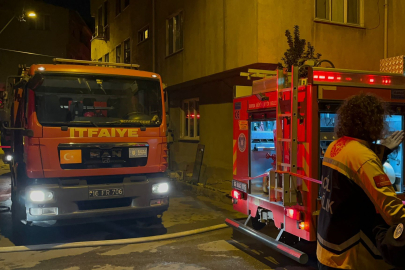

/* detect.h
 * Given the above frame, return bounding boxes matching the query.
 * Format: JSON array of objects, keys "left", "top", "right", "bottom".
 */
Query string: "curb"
[
  {"left": 0, "top": 223, "right": 228, "bottom": 253},
  {"left": 174, "top": 180, "right": 231, "bottom": 204}
]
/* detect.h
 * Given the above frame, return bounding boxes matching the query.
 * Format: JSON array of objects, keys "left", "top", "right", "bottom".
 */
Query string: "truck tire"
[
  {"left": 11, "top": 192, "right": 29, "bottom": 245},
  {"left": 11, "top": 164, "right": 30, "bottom": 245}
]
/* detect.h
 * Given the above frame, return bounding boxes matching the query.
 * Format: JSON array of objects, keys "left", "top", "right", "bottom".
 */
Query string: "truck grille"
[
  {"left": 77, "top": 198, "right": 132, "bottom": 210},
  {"left": 58, "top": 143, "right": 148, "bottom": 170}
]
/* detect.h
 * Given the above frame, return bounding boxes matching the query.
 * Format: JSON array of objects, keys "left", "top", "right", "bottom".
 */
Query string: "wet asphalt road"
[{"left": 0, "top": 170, "right": 317, "bottom": 270}]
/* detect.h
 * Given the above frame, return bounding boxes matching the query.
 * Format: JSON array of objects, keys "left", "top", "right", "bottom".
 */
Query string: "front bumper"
[{"left": 22, "top": 174, "right": 170, "bottom": 224}]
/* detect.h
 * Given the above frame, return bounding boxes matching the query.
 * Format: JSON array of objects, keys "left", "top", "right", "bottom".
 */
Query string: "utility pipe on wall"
[
  {"left": 384, "top": 0, "right": 388, "bottom": 59},
  {"left": 152, "top": 0, "right": 156, "bottom": 72}
]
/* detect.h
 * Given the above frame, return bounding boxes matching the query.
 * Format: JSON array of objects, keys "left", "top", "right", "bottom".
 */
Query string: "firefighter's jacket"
[{"left": 317, "top": 136, "right": 405, "bottom": 269}]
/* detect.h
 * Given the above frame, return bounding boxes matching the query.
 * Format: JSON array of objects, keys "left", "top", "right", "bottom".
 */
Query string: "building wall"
[
  {"left": 155, "top": 0, "right": 259, "bottom": 86},
  {"left": 91, "top": 0, "right": 153, "bottom": 71},
  {"left": 0, "top": 0, "right": 91, "bottom": 85},
  {"left": 257, "top": 0, "right": 391, "bottom": 71},
  {"left": 388, "top": 0, "right": 405, "bottom": 58},
  {"left": 67, "top": 10, "right": 92, "bottom": 60},
  {"left": 168, "top": 79, "right": 234, "bottom": 184}
]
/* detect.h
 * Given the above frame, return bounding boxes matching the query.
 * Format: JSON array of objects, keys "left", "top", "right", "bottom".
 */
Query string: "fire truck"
[
  {"left": 226, "top": 64, "right": 405, "bottom": 263},
  {"left": 1, "top": 59, "right": 169, "bottom": 229}
]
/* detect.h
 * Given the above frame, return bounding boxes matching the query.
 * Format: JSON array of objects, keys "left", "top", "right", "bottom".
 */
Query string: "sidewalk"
[{"left": 170, "top": 171, "right": 232, "bottom": 205}]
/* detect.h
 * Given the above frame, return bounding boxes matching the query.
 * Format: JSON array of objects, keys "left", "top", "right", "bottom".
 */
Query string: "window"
[
  {"left": 97, "top": 6, "right": 103, "bottom": 28},
  {"left": 316, "top": 0, "right": 360, "bottom": 25},
  {"left": 124, "top": 0, "right": 130, "bottom": 8},
  {"left": 29, "top": 14, "right": 50, "bottom": 30},
  {"left": 116, "top": 45, "right": 121, "bottom": 63},
  {"left": 98, "top": 58, "right": 102, "bottom": 62},
  {"left": 166, "top": 11, "right": 183, "bottom": 56},
  {"left": 105, "top": 53, "right": 109, "bottom": 62},
  {"left": 181, "top": 99, "right": 199, "bottom": 139},
  {"left": 116, "top": 0, "right": 121, "bottom": 16},
  {"left": 124, "top": 39, "right": 130, "bottom": 63},
  {"left": 138, "top": 26, "right": 149, "bottom": 43},
  {"left": 103, "top": 1, "right": 109, "bottom": 27}
]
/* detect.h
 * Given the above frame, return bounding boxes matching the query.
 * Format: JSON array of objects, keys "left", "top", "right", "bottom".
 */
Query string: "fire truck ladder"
[{"left": 270, "top": 66, "right": 299, "bottom": 207}]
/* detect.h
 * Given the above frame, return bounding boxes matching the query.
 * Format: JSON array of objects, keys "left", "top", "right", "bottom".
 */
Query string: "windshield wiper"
[
  {"left": 69, "top": 120, "right": 99, "bottom": 127},
  {"left": 105, "top": 120, "right": 152, "bottom": 130}
]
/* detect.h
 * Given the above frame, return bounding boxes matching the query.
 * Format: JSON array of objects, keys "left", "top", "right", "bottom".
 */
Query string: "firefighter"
[{"left": 317, "top": 93, "right": 405, "bottom": 270}]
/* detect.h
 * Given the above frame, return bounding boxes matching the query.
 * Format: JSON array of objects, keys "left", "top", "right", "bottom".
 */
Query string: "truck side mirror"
[{"left": 26, "top": 73, "right": 44, "bottom": 90}]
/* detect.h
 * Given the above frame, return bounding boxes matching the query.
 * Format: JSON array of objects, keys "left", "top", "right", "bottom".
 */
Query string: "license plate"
[
  {"left": 129, "top": 147, "right": 147, "bottom": 158},
  {"left": 89, "top": 188, "right": 123, "bottom": 198},
  {"left": 232, "top": 180, "right": 248, "bottom": 193}
]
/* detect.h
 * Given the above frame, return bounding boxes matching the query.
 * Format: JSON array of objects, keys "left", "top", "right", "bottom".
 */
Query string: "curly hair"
[{"left": 335, "top": 93, "right": 388, "bottom": 143}]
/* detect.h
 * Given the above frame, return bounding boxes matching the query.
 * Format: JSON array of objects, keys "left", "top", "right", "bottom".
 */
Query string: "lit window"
[
  {"left": 167, "top": 11, "right": 183, "bottom": 56},
  {"left": 116, "top": 45, "right": 121, "bottom": 63},
  {"left": 116, "top": 0, "right": 121, "bottom": 16},
  {"left": 316, "top": 0, "right": 360, "bottom": 25},
  {"left": 138, "top": 26, "right": 149, "bottom": 43},
  {"left": 124, "top": 39, "right": 130, "bottom": 63},
  {"left": 182, "top": 99, "right": 199, "bottom": 140}
]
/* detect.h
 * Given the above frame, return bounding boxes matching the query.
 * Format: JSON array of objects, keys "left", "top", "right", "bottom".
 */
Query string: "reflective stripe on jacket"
[{"left": 317, "top": 136, "right": 405, "bottom": 269}]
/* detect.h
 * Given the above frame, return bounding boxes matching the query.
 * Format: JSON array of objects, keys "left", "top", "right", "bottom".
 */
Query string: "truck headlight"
[
  {"left": 152, "top": 183, "right": 169, "bottom": 193},
  {"left": 29, "top": 190, "right": 53, "bottom": 202}
]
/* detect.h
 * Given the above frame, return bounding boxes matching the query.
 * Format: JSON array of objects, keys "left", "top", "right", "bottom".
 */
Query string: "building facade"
[
  {"left": 90, "top": 0, "right": 405, "bottom": 186},
  {"left": 0, "top": 0, "right": 92, "bottom": 86}
]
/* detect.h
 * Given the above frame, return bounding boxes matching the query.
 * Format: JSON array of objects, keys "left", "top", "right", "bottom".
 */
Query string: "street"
[{"left": 0, "top": 171, "right": 317, "bottom": 270}]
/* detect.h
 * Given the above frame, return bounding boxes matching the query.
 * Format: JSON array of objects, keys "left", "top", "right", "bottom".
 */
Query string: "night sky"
[{"left": 42, "top": 0, "right": 93, "bottom": 29}]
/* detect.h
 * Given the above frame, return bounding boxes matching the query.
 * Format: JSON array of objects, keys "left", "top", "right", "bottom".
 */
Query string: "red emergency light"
[
  {"left": 311, "top": 68, "right": 405, "bottom": 89},
  {"left": 285, "top": 208, "right": 302, "bottom": 221},
  {"left": 231, "top": 190, "right": 244, "bottom": 200}
]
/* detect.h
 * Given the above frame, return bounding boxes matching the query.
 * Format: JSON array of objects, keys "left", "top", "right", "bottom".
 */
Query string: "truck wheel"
[
  {"left": 251, "top": 215, "right": 266, "bottom": 231},
  {"left": 11, "top": 191, "right": 29, "bottom": 245}
]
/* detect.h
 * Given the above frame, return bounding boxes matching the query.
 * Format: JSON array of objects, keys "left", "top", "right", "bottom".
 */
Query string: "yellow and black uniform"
[{"left": 317, "top": 136, "right": 405, "bottom": 269}]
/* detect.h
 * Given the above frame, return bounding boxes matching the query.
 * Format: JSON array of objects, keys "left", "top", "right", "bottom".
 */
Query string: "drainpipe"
[
  {"left": 384, "top": 0, "right": 388, "bottom": 59},
  {"left": 152, "top": 0, "right": 156, "bottom": 72}
]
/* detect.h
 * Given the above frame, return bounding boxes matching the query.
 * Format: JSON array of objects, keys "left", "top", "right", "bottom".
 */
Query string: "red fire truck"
[
  {"left": 226, "top": 65, "right": 405, "bottom": 263},
  {"left": 0, "top": 59, "right": 169, "bottom": 231}
]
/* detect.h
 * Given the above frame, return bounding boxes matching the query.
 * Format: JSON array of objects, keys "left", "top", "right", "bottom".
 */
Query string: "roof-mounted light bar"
[
  {"left": 309, "top": 67, "right": 405, "bottom": 90},
  {"left": 53, "top": 58, "right": 140, "bottom": 70}
]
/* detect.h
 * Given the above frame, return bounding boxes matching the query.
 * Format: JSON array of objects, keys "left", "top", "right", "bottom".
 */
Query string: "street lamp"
[
  {"left": 0, "top": 10, "right": 37, "bottom": 35},
  {"left": 27, "top": 12, "right": 37, "bottom": 18}
]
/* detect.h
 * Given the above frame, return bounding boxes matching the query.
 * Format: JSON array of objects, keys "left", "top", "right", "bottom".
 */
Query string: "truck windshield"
[{"left": 34, "top": 74, "right": 162, "bottom": 127}]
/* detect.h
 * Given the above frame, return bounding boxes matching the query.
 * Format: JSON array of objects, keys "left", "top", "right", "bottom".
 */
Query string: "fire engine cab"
[{"left": 226, "top": 64, "right": 405, "bottom": 263}]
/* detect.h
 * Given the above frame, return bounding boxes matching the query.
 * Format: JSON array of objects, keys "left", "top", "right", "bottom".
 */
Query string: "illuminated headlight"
[
  {"left": 152, "top": 183, "right": 169, "bottom": 193},
  {"left": 29, "top": 190, "right": 54, "bottom": 202},
  {"left": 5, "top": 155, "right": 12, "bottom": 161}
]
